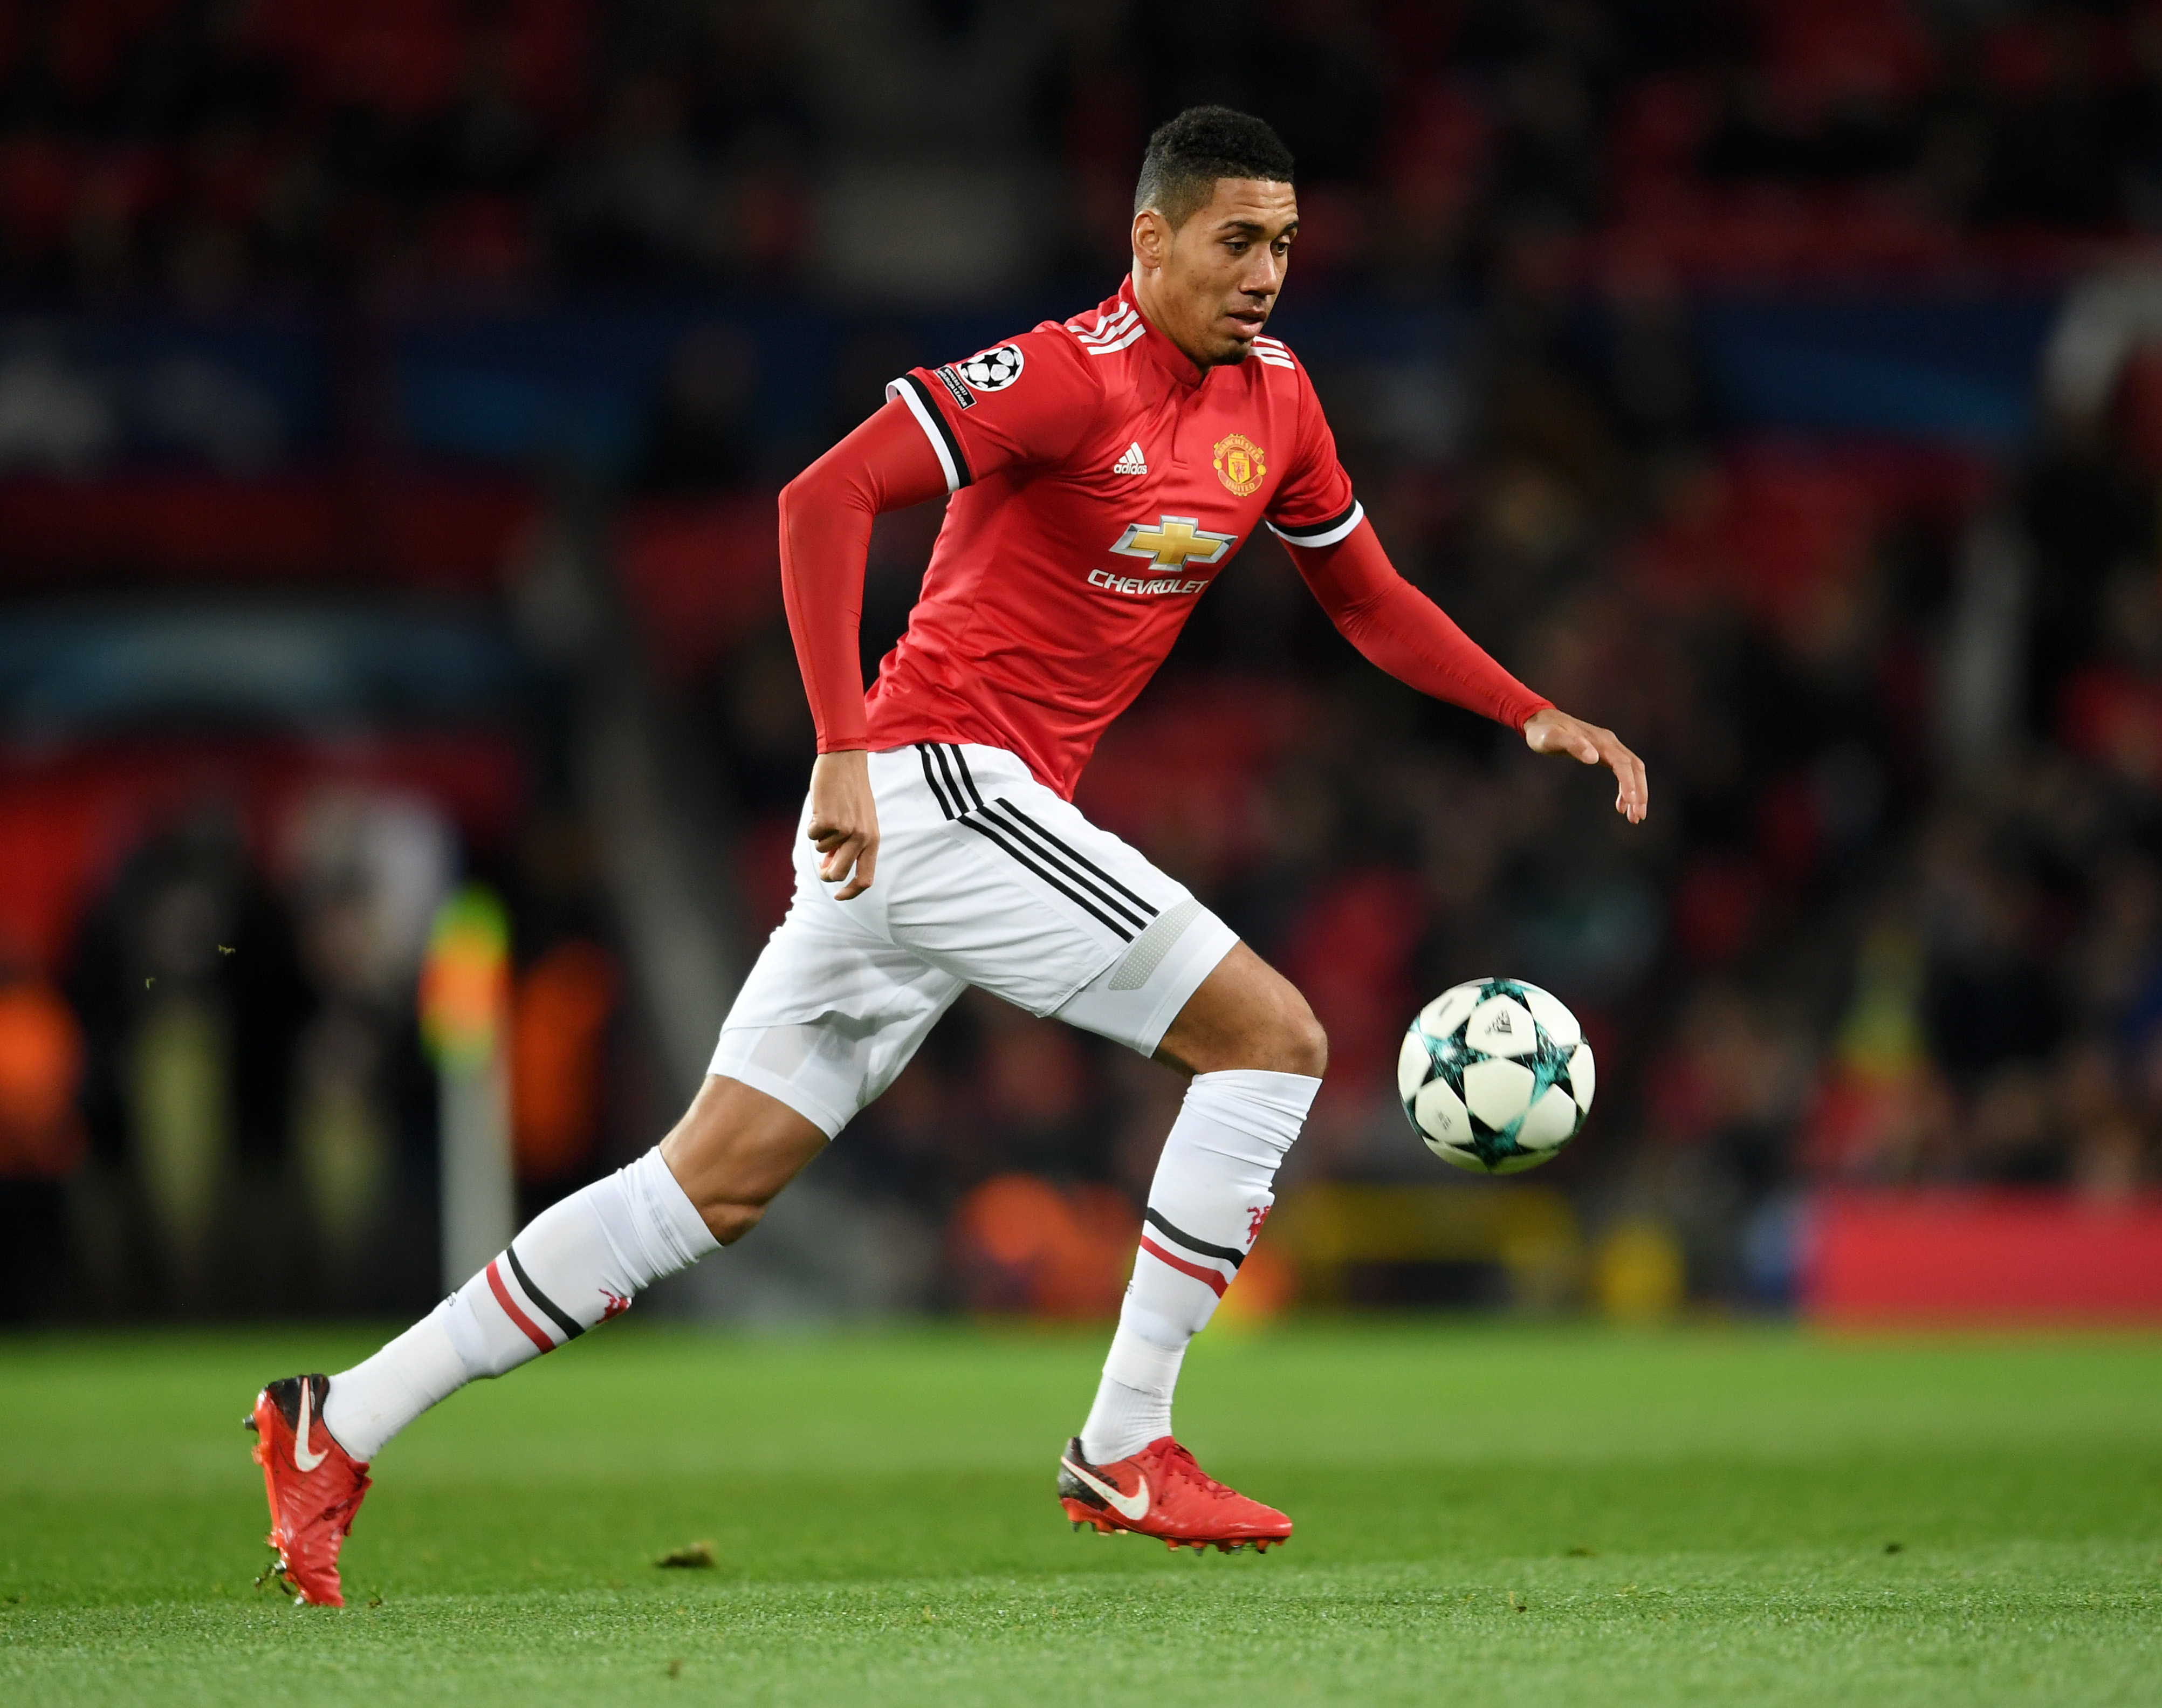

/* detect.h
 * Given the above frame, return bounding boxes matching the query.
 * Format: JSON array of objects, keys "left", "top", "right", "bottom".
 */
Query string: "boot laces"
[{"left": 1157, "top": 1441, "right": 1236, "bottom": 1501}]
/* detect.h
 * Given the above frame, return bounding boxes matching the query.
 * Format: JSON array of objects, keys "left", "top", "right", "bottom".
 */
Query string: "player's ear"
[{"left": 1132, "top": 207, "right": 1167, "bottom": 270}]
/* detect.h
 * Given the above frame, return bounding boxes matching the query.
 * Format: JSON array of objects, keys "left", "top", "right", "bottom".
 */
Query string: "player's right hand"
[{"left": 807, "top": 750, "right": 880, "bottom": 899}]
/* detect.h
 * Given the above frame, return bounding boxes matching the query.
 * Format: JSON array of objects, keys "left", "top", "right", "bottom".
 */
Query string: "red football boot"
[
  {"left": 245, "top": 1374, "right": 371, "bottom": 1606},
  {"left": 1058, "top": 1435, "right": 1292, "bottom": 1553}
]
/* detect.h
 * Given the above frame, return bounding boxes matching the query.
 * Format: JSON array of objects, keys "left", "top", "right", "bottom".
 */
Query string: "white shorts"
[{"left": 711, "top": 742, "right": 1238, "bottom": 1138}]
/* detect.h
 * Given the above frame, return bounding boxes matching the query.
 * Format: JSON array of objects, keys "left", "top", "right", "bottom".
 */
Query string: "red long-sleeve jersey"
[{"left": 779, "top": 278, "right": 1551, "bottom": 799}]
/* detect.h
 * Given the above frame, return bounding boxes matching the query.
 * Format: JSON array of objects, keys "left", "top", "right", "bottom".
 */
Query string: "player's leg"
[
  {"left": 875, "top": 743, "right": 1320, "bottom": 1547},
  {"left": 248, "top": 1075, "right": 822, "bottom": 1605},
  {"left": 254, "top": 760, "right": 961, "bottom": 1603},
  {"left": 320, "top": 1076, "right": 825, "bottom": 1462},
  {"left": 1054, "top": 943, "right": 1322, "bottom": 1548},
  {"left": 1072, "top": 941, "right": 1323, "bottom": 1466}
]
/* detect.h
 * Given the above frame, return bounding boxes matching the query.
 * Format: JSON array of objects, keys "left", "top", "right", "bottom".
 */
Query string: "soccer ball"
[{"left": 1397, "top": 978, "right": 1594, "bottom": 1174}]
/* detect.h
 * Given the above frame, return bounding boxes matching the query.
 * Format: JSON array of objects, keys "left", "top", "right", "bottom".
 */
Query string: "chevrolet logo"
[{"left": 1109, "top": 515, "right": 1237, "bottom": 571}]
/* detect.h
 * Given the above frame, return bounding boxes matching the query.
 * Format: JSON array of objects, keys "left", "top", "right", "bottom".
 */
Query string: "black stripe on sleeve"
[
  {"left": 990, "top": 799, "right": 1157, "bottom": 915},
  {"left": 945, "top": 745, "right": 988, "bottom": 812},
  {"left": 977, "top": 803, "right": 1152, "bottom": 932},
  {"left": 1144, "top": 1208, "right": 1246, "bottom": 1270},
  {"left": 505, "top": 1245, "right": 586, "bottom": 1342},
  {"left": 1269, "top": 498, "right": 1361, "bottom": 544},
  {"left": 916, "top": 744, "right": 955, "bottom": 819},
  {"left": 959, "top": 819, "right": 1135, "bottom": 941},
  {"left": 899, "top": 374, "right": 973, "bottom": 488}
]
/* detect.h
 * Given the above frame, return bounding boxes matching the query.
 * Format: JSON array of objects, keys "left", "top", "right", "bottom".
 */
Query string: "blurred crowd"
[
  {"left": 7, "top": 0, "right": 2162, "bottom": 1319},
  {"left": 0, "top": 770, "right": 630, "bottom": 1321},
  {"left": 9, "top": 0, "right": 2162, "bottom": 307}
]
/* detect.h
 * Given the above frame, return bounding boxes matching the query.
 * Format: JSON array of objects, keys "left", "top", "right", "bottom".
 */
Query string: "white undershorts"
[{"left": 711, "top": 742, "right": 1238, "bottom": 1138}]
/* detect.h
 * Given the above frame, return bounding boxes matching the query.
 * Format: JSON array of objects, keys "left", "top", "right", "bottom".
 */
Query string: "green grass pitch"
[{"left": 2, "top": 1321, "right": 2157, "bottom": 1705}]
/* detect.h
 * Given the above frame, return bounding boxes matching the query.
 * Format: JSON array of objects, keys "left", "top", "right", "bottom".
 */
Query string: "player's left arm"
[{"left": 1285, "top": 520, "right": 1649, "bottom": 824}]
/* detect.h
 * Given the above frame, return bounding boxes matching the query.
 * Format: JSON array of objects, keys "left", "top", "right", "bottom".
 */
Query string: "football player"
[{"left": 247, "top": 105, "right": 1646, "bottom": 1603}]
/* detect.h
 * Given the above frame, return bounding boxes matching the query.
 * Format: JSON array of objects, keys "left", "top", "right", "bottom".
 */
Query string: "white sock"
[
  {"left": 322, "top": 1148, "right": 716, "bottom": 1460},
  {"left": 1079, "top": 1069, "right": 1317, "bottom": 1463}
]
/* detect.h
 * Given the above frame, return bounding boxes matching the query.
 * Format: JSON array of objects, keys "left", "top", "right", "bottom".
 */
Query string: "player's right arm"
[
  {"left": 780, "top": 401, "right": 949, "bottom": 898},
  {"left": 779, "top": 330, "right": 1107, "bottom": 897}
]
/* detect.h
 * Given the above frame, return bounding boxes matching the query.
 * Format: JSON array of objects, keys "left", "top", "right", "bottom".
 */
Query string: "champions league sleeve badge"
[{"left": 958, "top": 345, "right": 1025, "bottom": 393}]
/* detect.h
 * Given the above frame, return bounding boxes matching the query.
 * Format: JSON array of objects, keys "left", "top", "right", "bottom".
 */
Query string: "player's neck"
[{"left": 1127, "top": 268, "right": 1214, "bottom": 376}]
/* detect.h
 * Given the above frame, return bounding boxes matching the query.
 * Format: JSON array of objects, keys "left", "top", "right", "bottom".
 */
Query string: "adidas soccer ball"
[{"left": 1397, "top": 978, "right": 1594, "bottom": 1174}]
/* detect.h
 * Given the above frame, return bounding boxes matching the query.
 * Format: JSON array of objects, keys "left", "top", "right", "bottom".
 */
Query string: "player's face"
[{"left": 1143, "top": 178, "right": 1299, "bottom": 367}]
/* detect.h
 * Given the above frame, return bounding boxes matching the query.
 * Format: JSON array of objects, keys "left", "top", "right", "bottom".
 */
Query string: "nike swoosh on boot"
[{"left": 1059, "top": 1455, "right": 1150, "bottom": 1520}]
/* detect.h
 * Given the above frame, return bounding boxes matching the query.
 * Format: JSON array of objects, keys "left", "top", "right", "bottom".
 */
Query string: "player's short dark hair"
[{"left": 1134, "top": 106, "right": 1295, "bottom": 230}]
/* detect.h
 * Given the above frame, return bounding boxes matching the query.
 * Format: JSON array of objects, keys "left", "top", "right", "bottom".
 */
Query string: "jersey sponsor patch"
[
  {"left": 1088, "top": 569, "right": 1211, "bottom": 598},
  {"left": 959, "top": 344, "right": 1025, "bottom": 392},
  {"left": 1109, "top": 515, "right": 1236, "bottom": 570},
  {"left": 1213, "top": 433, "right": 1266, "bottom": 496},
  {"left": 933, "top": 364, "right": 976, "bottom": 409}
]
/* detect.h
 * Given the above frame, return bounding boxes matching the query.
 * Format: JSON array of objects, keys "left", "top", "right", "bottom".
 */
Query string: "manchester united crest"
[{"left": 1213, "top": 433, "right": 1265, "bottom": 497}]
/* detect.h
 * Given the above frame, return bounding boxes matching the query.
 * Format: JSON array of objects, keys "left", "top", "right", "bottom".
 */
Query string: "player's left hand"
[{"left": 1522, "top": 708, "right": 1649, "bottom": 825}]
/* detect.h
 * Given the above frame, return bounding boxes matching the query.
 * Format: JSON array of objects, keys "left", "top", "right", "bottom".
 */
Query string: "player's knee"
[
  {"left": 1271, "top": 991, "right": 1328, "bottom": 1079},
  {"left": 1163, "top": 949, "right": 1328, "bottom": 1077},
  {"left": 1244, "top": 975, "right": 1327, "bottom": 1076}
]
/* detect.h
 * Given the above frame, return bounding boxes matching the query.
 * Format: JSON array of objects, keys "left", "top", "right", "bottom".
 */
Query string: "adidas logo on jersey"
[{"left": 1113, "top": 442, "right": 1148, "bottom": 476}]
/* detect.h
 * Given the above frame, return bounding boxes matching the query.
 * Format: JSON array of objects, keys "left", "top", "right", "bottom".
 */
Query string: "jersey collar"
[{"left": 1120, "top": 276, "right": 1205, "bottom": 389}]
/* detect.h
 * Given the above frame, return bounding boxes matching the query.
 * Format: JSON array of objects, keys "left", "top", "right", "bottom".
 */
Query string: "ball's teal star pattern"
[{"left": 1401, "top": 977, "right": 1587, "bottom": 1172}]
